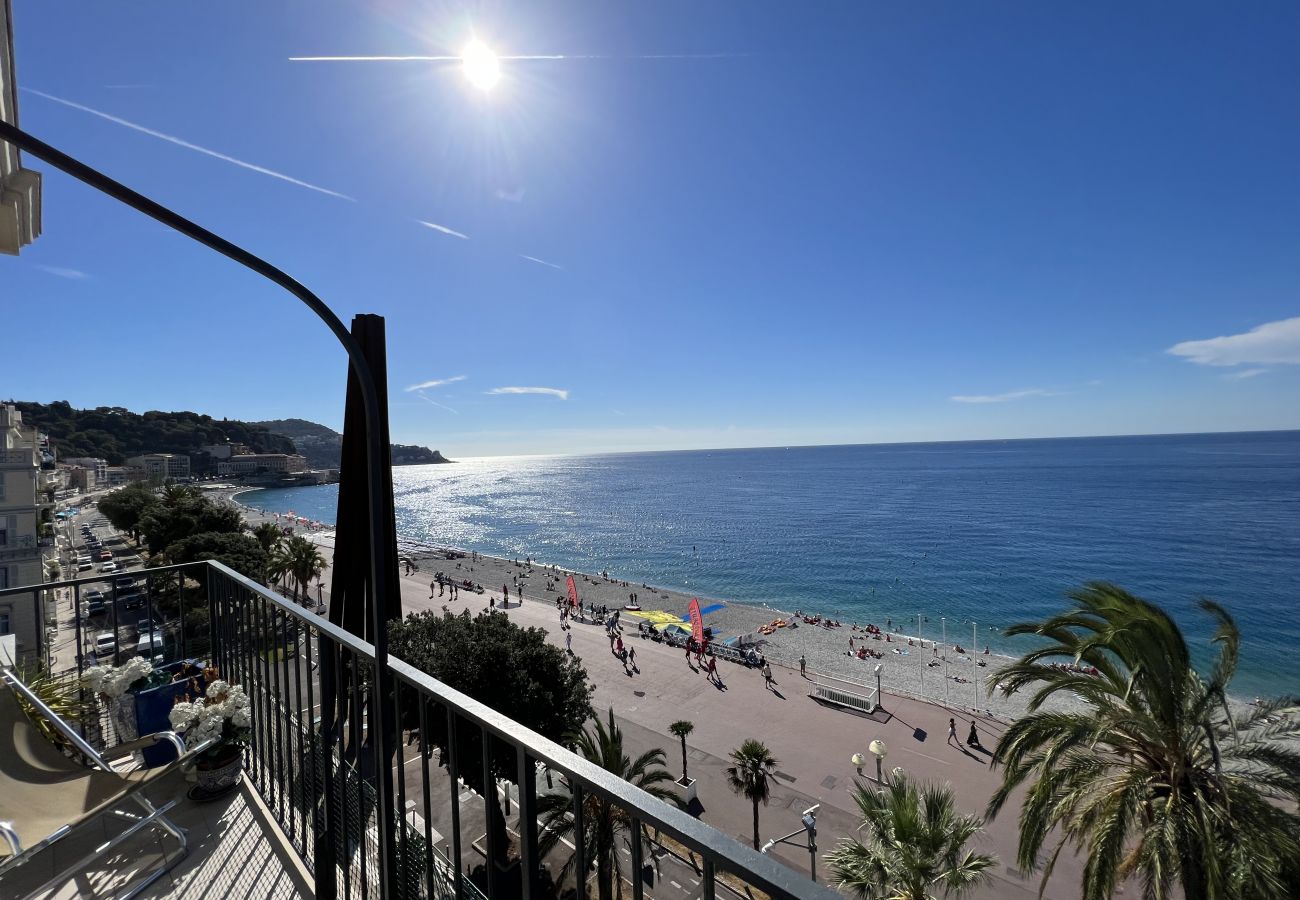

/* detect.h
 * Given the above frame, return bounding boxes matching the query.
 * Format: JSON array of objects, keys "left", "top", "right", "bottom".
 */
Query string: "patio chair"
[{"left": 0, "top": 668, "right": 214, "bottom": 900}]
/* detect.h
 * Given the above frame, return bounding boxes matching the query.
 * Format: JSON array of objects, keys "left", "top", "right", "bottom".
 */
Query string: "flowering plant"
[
  {"left": 168, "top": 668, "right": 252, "bottom": 764},
  {"left": 83, "top": 657, "right": 157, "bottom": 700}
]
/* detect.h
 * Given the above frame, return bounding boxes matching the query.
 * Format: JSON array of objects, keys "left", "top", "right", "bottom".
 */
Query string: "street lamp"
[
  {"left": 868, "top": 738, "right": 887, "bottom": 784},
  {"left": 851, "top": 752, "right": 865, "bottom": 776},
  {"left": 760, "top": 804, "right": 819, "bottom": 881},
  {"left": 873, "top": 663, "right": 883, "bottom": 711}
]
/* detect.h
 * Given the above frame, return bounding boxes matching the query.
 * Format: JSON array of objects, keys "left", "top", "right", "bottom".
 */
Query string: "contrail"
[
  {"left": 519, "top": 254, "right": 563, "bottom": 270},
  {"left": 414, "top": 392, "right": 459, "bottom": 415},
  {"left": 22, "top": 88, "right": 353, "bottom": 201},
  {"left": 289, "top": 53, "right": 745, "bottom": 62},
  {"left": 417, "top": 219, "right": 470, "bottom": 240}
]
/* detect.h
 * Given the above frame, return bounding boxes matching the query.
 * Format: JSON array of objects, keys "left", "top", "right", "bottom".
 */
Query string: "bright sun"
[{"left": 462, "top": 40, "right": 501, "bottom": 90}]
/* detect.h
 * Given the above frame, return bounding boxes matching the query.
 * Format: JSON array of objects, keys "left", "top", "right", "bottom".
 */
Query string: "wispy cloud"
[
  {"left": 520, "top": 254, "right": 563, "bottom": 270},
  {"left": 495, "top": 187, "right": 525, "bottom": 203},
  {"left": 1225, "top": 368, "right": 1268, "bottom": 380},
  {"left": 489, "top": 386, "right": 569, "bottom": 400},
  {"left": 1167, "top": 316, "right": 1300, "bottom": 367},
  {"left": 36, "top": 265, "right": 90, "bottom": 280},
  {"left": 950, "top": 388, "right": 1057, "bottom": 404},
  {"left": 404, "top": 375, "right": 466, "bottom": 391},
  {"left": 417, "top": 220, "right": 470, "bottom": 240},
  {"left": 23, "top": 88, "right": 353, "bottom": 201}
]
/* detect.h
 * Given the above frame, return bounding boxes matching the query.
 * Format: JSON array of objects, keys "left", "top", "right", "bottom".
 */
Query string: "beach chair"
[{"left": 0, "top": 667, "right": 214, "bottom": 899}]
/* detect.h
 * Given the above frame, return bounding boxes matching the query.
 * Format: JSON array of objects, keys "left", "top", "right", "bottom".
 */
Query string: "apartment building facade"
[
  {"left": 125, "top": 452, "right": 191, "bottom": 481},
  {"left": 0, "top": 404, "right": 47, "bottom": 663}
]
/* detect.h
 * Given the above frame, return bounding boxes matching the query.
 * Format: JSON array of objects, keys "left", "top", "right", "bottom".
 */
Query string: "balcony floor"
[{"left": 0, "top": 769, "right": 312, "bottom": 900}]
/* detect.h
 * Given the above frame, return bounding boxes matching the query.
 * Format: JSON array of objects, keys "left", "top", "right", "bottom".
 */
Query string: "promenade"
[{"left": 375, "top": 551, "right": 1086, "bottom": 898}]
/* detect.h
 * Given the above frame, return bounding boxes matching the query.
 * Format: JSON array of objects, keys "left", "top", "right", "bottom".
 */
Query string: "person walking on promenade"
[
  {"left": 628, "top": 645, "right": 636, "bottom": 669},
  {"left": 761, "top": 662, "right": 775, "bottom": 691},
  {"left": 430, "top": 579, "right": 437, "bottom": 599},
  {"left": 948, "top": 717, "right": 958, "bottom": 746},
  {"left": 966, "top": 721, "right": 980, "bottom": 748},
  {"left": 706, "top": 655, "right": 718, "bottom": 683},
  {"left": 799, "top": 654, "right": 807, "bottom": 678},
  {"left": 565, "top": 631, "right": 573, "bottom": 655}
]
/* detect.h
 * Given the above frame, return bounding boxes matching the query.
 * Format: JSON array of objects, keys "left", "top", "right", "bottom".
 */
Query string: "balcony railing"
[{"left": 7, "top": 561, "right": 836, "bottom": 900}]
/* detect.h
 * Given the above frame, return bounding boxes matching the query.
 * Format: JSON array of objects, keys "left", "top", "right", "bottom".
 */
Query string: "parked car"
[
  {"left": 113, "top": 576, "right": 136, "bottom": 591},
  {"left": 94, "top": 633, "right": 117, "bottom": 660},
  {"left": 99, "top": 562, "right": 118, "bottom": 574},
  {"left": 97, "top": 550, "right": 112, "bottom": 562},
  {"left": 85, "top": 599, "right": 107, "bottom": 617},
  {"left": 85, "top": 589, "right": 104, "bottom": 603},
  {"left": 121, "top": 593, "right": 145, "bottom": 611},
  {"left": 76, "top": 560, "right": 93, "bottom": 572}
]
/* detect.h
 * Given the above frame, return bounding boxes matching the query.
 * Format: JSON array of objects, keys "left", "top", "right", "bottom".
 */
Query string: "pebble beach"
[{"left": 225, "top": 487, "right": 1080, "bottom": 720}]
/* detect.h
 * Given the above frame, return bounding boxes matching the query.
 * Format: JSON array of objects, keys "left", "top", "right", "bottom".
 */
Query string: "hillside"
[
  {"left": 253, "top": 418, "right": 450, "bottom": 468},
  {"left": 9, "top": 401, "right": 296, "bottom": 464}
]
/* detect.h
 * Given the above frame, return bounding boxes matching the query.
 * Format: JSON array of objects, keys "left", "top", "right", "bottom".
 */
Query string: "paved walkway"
[{"left": 386, "top": 562, "right": 1084, "bottom": 899}]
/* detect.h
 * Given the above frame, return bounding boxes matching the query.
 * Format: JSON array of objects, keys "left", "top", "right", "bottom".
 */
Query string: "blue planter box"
[{"left": 130, "top": 660, "right": 207, "bottom": 767}]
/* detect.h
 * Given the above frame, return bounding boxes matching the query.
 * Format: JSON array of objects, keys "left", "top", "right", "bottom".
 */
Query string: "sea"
[{"left": 239, "top": 431, "right": 1300, "bottom": 697}]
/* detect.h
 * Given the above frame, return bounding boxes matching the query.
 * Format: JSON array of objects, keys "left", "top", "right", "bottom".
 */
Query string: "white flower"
[{"left": 231, "top": 709, "right": 251, "bottom": 729}]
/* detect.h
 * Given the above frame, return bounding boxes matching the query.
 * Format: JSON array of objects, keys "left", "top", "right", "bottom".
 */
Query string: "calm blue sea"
[{"left": 241, "top": 432, "right": 1300, "bottom": 696}]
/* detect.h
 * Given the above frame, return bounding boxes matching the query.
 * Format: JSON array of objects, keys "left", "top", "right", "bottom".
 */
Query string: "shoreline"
[{"left": 226, "top": 488, "right": 1078, "bottom": 720}]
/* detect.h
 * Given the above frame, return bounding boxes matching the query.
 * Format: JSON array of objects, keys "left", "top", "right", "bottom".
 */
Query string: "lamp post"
[
  {"left": 941, "top": 616, "right": 949, "bottom": 705},
  {"left": 873, "top": 662, "right": 883, "bottom": 711},
  {"left": 868, "top": 738, "right": 887, "bottom": 784},
  {"left": 760, "top": 804, "right": 819, "bottom": 881},
  {"left": 851, "top": 752, "right": 865, "bottom": 776}
]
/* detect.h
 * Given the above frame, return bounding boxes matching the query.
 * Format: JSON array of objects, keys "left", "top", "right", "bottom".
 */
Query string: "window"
[{"left": 0, "top": 609, "right": 9, "bottom": 635}]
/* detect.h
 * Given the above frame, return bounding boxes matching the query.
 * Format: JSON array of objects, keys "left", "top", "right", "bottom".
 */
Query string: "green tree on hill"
[{"left": 987, "top": 583, "right": 1300, "bottom": 900}]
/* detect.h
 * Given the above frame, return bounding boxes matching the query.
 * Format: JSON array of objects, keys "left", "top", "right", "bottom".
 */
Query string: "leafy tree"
[
  {"left": 537, "top": 709, "right": 684, "bottom": 900},
  {"left": 268, "top": 536, "right": 326, "bottom": 601},
  {"left": 164, "top": 531, "right": 268, "bottom": 581},
  {"left": 669, "top": 720, "right": 694, "bottom": 783},
  {"left": 252, "top": 520, "right": 284, "bottom": 554},
  {"left": 725, "top": 738, "right": 779, "bottom": 850},
  {"left": 986, "top": 583, "right": 1300, "bottom": 900},
  {"left": 826, "top": 774, "right": 996, "bottom": 900},
  {"left": 137, "top": 488, "right": 243, "bottom": 555},
  {"left": 388, "top": 610, "right": 594, "bottom": 882},
  {"left": 97, "top": 482, "right": 157, "bottom": 541}
]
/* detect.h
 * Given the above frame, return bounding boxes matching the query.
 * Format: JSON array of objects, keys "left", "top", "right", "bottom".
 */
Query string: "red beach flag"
[
  {"left": 566, "top": 575, "right": 579, "bottom": 608},
  {"left": 688, "top": 598, "right": 704, "bottom": 644}
]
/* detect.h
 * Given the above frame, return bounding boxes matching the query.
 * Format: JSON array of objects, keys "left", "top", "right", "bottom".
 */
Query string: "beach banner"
[
  {"left": 566, "top": 575, "right": 579, "bottom": 608},
  {"left": 688, "top": 597, "right": 704, "bottom": 644}
]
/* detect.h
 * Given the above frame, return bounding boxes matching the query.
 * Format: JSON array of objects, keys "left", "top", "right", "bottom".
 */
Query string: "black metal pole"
[{"left": 0, "top": 120, "right": 400, "bottom": 893}]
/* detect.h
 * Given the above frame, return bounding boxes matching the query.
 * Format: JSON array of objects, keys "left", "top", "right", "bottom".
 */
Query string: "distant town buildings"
[
  {"left": 126, "top": 453, "right": 191, "bottom": 481},
  {"left": 0, "top": 404, "right": 50, "bottom": 664},
  {"left": 64, "top": 456, "right": 108, "bottom": 482},
  {"left": 216, "top": 453, "right": 308, "bottom": 476}
]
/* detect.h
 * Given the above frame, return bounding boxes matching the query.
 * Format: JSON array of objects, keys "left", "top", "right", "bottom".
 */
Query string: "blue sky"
[{"left": 5, "top": 1, "right": 1299, "bottom": 457}]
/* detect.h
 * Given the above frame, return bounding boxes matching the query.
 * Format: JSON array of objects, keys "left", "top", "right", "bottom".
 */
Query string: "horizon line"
[{"left": 420, "top": 426, "right": 1300, "bottom": 463}]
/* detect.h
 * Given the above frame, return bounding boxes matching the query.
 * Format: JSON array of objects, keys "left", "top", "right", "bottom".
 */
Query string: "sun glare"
[{"left": 462, "top": 40, "right": 500, "bottom": 90}]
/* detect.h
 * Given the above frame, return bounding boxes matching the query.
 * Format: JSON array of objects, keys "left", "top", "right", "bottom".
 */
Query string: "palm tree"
[
  {"left": 725, "top": 738, "right": 778, "bottom": 850},
  {"left": 269, "top": 535, "right": 327, "bottom": 603},
  {"left": 669, "top": 720, "right": 694, "bottom": 783},
  {"left": 827, "top": 774, "right": 996, "bottom": 900},
  {"left": 986, "top": 582, "right": 1300, "bottom": 900},
  {"left": 252, "top": 520, "right": 283, "bottom": 555},
  {"left": 537, "top": 709, "right": 684, "bottom": 900}
]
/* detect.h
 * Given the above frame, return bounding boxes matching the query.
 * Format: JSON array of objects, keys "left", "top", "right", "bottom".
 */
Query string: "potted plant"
[
  {"left": 669, "top": 720, "right": 698, "bottom": 803},
  {"left": 168, "top": 669, "right": 252, "bottom": 792},
  {"left": 84, "top": 657, "right": 168, "bottom": 742}
]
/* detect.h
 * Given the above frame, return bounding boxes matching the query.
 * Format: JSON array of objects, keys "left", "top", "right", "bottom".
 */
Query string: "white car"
[
  {"left": 94, "top": 633, "right": 117, "bottom": 659},
  {"left": 99, "top": 562, "right": 118, "bottom": 573}
]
